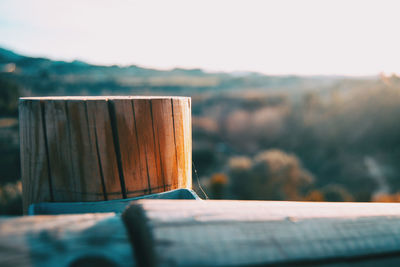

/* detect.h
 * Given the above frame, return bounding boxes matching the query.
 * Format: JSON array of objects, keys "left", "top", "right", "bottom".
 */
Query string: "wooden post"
[{"left": 19, "top": 96, "right": 192, "bottom": 213}]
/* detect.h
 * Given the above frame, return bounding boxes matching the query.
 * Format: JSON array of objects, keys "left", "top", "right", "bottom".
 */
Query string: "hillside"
[{"left": 0, "top": 47, "right": 352, "bottom": 97}]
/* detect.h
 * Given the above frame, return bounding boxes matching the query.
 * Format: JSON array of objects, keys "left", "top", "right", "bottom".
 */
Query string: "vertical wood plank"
[
  {"left": 172, "top": 98, "right": 192, "bottom": 188},
  {"left": 184, "top": 98, "right": 192, "bottom": 189},
  {"left": 19, "top": 100, "right": 52, "bottom": 214},
  {"left": 151, "top": 99, "right": 178, "bottom": 191},
  {"left": 44, "top": 100, "right": 77, "bottom": 202},
  {"left": 111, "top": 99, "right": 148, "bottom": 198},
  {"left": 133, "top": 99, "right": 162, "bottom": 194},
  {"left": 86, "top": 100, "right": 123, "bottom": 200},
  {"left": 66, "top": 100, "right": 105, "bottom": 201},
  {"left": 43, "top": 100, "right": 104, "bottom": 202}
]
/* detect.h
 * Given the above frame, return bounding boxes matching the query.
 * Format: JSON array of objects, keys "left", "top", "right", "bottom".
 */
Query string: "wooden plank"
[
  {"left": 150, "top": 99, "right": 178, "bottom": 191},
  {"left": 19, "top": 100, "right": 52, "bottom": 214},
  {"left": 110, "top": 99, "right": 148, "bottom": 198},
  {"left": 44, "top": 100, "right": 105, "bottom": 202},
  {"left": 0, "top": 213, "right": 135, "bottom": 267},
  {"left": 67, "top": 100, "right": 105, "bottom": 201},
  {"left": 43, "top": 100, "right": 77, "bottom": 201},
  {"left": 184, "top": 98, "right": 192, "bottom": 189},
  {"left": 172, "top": 98, "right": 192, "bottom": 189},
  {"left": 123, "top": 200, "right": 400, "bottom": 267},
  {"left": 133, "top": 99, "right": 162, "bottom": 194},
  {"left": 86, "top": 100, "right": 123, "bottom": 200}
]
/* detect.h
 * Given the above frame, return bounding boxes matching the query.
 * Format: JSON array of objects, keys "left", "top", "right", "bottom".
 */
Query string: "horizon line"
[{"left": 0, "top": 45, "right": 392, "bottom": 78}]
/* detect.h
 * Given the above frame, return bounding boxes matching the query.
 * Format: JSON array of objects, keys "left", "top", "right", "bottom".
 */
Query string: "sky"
[{"left": 0, "top": 0, "right": 400, "bottom": 76}]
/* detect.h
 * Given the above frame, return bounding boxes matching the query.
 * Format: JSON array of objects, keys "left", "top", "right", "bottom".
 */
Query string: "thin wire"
[{"left": 192, "top": 160, "right": 209, "bottom": 200}]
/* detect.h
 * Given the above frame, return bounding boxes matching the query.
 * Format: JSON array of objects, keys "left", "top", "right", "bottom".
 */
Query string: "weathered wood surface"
[
  {"left": 0, "top": 213, "right": 135, "bottom": 267},
  {"left": 29, "top": 188, "right": 199, "bottom": 215},
  {"left": 19, "top": 96, "right": 192, "bottom": 213},
  {"left": 4, "top": 200, "right": 400, "bottom": 266},
  {"left": 19, "top": 100, "right": 52, "bottom": 215},
  {"left": 124, "top": 200, "right": 400, "bottom": 267}
]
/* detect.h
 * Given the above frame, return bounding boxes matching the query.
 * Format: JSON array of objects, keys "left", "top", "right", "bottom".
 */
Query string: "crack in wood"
[
  {"left": 107, "top": 100, "right": 127, "bottom": 199},
  {"left": 40, "top": 100, "right": 54, "bottom": 201}
]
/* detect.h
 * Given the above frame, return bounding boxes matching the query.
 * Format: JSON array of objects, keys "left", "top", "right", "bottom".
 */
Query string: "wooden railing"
[{"left": 2, "top": 200, "right": 400, "bottom": 266}]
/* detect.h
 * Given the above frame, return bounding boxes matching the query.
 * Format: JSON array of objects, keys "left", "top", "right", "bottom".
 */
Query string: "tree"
[
  {"left": 229, "top": 150, "right": 313, "bottom": 200},
  {"left": 0, "top": 75, "right": 20, "bottom": 117}
]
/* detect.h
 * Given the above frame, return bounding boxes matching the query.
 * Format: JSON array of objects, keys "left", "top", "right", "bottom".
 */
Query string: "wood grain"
[
  {"left": 172, "top": 98, "right": 192, "bottom": 189},
  {"left": 86, "top": 100, "right": 122, "bottom": 200},
  {"left": 19, "top": 96, "right": 192, "bottom": 212},
  {"left": 132, "top": 99, "right": 161, "bottom": 194},
  {"left": 124, "top": 200, "right": 400, "bottom": 267},
  {"left": 151, "top": 99, "right": 178, "bottom": 191},
  {"left": 19, "top": 100, "right": 52, "bottom": 214},
  {"left": 109, "top": 99, "right": 147, "bottom": 198}
]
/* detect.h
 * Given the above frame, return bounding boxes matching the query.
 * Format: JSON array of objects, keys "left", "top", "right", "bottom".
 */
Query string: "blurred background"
[{"left": 1, "top": 0, "right": 400, "bottom": 214}]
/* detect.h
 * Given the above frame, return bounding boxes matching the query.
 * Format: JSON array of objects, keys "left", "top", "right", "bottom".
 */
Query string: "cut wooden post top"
[{"left": 19, "top": 95, "right": 192, "bottom": 213}]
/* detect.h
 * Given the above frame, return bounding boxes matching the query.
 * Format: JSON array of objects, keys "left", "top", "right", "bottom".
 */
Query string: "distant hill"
[
  {"left": 0, "top": 47, "right": 374, "bottom": 97},
  {"left": 0, "top": 48, "right": 26, "bottom": 62}
]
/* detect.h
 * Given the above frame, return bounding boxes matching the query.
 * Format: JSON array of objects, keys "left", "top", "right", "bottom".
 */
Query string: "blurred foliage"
[
  {"left": 320, "top": 184, "right": 354, "bottom": 202},
  {"left": 303, "top": 190, "right": 325, "bottom": 202},
  {"left": 373, "top": 193, "right": 400, "bottom": 202},
  {"left": 0, "top": 181, "right": 22, "bottom": 215},
  {"left": 2, "top": 47, "right": 400, "bottom": 214},
  {"left": 193, "top": 76, "right": 400, "bottom": 203},
  {"left": 0, "top": 74, "right": 20, "bottom": 116},
  {"left": 210, "top": 173, "right": 228, "bottom": 199},
  {"left": 229, "top": 150, "right": 313, "bottom": 200}
]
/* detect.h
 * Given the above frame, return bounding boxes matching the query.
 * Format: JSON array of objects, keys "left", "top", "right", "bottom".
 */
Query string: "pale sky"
[{"left": 1, "top": 0, "right": 399, "bottom": 75}]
